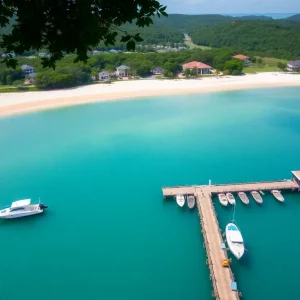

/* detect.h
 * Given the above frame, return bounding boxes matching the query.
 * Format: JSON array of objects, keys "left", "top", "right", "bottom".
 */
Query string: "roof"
[
  {"left": 233, "top": 54, "right": 249, "bottom": 60},
  {"left": 153, "top": 67, "right": 163, "bottom": 71},
  {"left": 21, "top": 64, "right": 33, "bottom": 70},
  {"left": 98, "top": 72, "right": 110, "bottom": 76},
  {"left": 11, "top": 199, "right": 31, "bottom": 208},
  {"left": 116, "top": 65, "right": 130, "bottom": 70},
  {"left": 288, "top": 60, "right": 300, "bottom": 67},
  {"left": 292, "top": 171, "right": 300, "bottom": 180},
  {"left": 182, "top": 61, "right": 212, "bottom": 69}
]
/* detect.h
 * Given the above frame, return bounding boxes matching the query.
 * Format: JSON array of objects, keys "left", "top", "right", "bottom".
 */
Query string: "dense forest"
[{"left": 190, "top": 20, "right": 300, "bottom": 60}]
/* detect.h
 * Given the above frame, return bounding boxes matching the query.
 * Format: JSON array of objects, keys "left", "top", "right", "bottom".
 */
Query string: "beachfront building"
[
  {"left": 182, "top": 61, "right": 212, "bottom": 75},
  {"left": 116, "top": 65, "right": 130, "bottom": 77},
  {"left": 21, "top": 64, "right": 34, "bottom": 75},
  {"left": 287, "top": 60, "right": 300, "bottom": 72},
  {"left": 233, "top": 54, "right": 250, "bottom": 65},
  {"left": 98, "top": 72, "right": 110, "bottom": 81},
  {"left": 152, "top": 67, "right": 164, "bottom": 75}
]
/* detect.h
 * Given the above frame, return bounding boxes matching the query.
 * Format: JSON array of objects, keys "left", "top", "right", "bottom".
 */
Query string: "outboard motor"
[{"left": 39, "top": 203, "right": 48, "bottom": 209}]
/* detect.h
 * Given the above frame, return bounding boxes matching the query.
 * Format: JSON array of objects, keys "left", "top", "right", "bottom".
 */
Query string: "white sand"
[{"left": 0, "top": 72, "right": 300, "bottom": 117}]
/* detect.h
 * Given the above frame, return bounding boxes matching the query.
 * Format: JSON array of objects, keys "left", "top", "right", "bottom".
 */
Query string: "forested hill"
[
  {"left": 285, "top": 14, "right": 300, "bottom": 21},
  {"left": 190, "top": 20, "right": 300, "bottom": 59}
]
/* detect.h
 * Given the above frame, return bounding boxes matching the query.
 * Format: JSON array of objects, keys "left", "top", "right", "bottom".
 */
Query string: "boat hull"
[
  {"left": 225, "top": 223, "right": 245, "bottom": 260},
  {"left": 0, "top": 210, "right": 43, "bottom": 219},
  {"left": 187, "top": 196, "right": 195, "bottom": 209},
  {"left": 218, "top": 194, "right": 228, "bottom": 206},
  {"left": 226, "top": 193, "right": 236, "bottom": 205},
  {"left": 238, "top": 192, "right": 249, "bottom": 205},
  {"left": 176, "top": 195, "right": 185, "bottom": 207},
  {"left": 251, "top": 191, "right": 263, "bottom": 204}
]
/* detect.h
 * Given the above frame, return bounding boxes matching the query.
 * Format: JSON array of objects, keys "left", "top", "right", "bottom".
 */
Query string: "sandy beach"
[{"left": 0, "top": 72, "right": 300, "bottom": 117}]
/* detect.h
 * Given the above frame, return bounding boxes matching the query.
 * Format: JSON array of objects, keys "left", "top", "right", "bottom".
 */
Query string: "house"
[
  {"left": 39, "top": 52, "right": 47, "bottom": 57},
  {"left": 233, "top": 54, "right": 250, "bottom": 65},
  {"left": 116, "top": 65, "right": 130, "bottom": 77},
  {"left": 287, "top": 60, "right": 300, "bottom": 71},
  {"left": 98, "top": 72, "right": 110, "bottom": 81},
  {"left": 152, "top": 67, "right": 164, "bottom": 75},
  {"left": 21, "top": 64, "right": 34, "bottom": 75},
  {"left": 182, "top": 61, "right": 212, "bottom": 75}
]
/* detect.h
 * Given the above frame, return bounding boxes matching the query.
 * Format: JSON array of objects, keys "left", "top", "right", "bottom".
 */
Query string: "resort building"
[
  {"left": 152, "top": 67, "right": 164, "bottom": 75},
  {"left": 287, "top": 60, "right": 300, "bottom": 72},
  {"left": 21, "top": 64, "right": 34, "bottom": 75},
  {"left": 98, "top": 72, "right": 110, "bottom": 81},
  {"left": 116, "top": 65, "right": 130, "bottom": 77},
  {"left": 232, "top": 54, "right": 250, "bottom": 65},
  {"left": 182, "top": 61, "right": 212, "bottom": 75}
]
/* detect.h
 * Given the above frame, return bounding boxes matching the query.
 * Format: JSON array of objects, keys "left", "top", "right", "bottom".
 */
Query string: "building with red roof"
[
  {"left": 232, "top": 54, "right": 250, "bottom": 65},
  {"left": 182, "top": 61, "right": 212, "bottom": 75}
]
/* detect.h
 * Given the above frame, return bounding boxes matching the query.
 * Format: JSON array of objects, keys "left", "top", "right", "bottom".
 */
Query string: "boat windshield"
[{"left": 10, "top": 207, "right": 25, "bottom": 212}]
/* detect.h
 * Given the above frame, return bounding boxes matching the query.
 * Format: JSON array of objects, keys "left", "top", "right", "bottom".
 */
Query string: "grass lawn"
[
  {"left": 255, "top": 56, "right": 288, "bottom": 66},
  {"left": 244, "top": 66, "right": 281, "bottom": 74}
]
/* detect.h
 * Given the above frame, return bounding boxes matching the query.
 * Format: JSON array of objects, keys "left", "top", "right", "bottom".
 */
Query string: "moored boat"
[
  {"left": 0, "top": 199, "right": 48, "bottom": 219},
  {"left": 226, "top": 193, "right": 236, "bottom": 205},
  {"left": 271, "top": 190, "right": 284, "bottom": 202},
  {"left": 176, "top": 195, "right": 185, "bottom": 207},
  {"left": 187, "top": 195, "right": 195, "bottom": 209},
  {"left": 251, "top": 191, "right": 263, "bottom": 204},
  {"left": 218, "top": 193, "right": 228, "bottom": 206},
  {"left": 225, "top": 222, "right": 245, "bottom": 260},
  {"left": 238, "top": 192, "right": 249, "bottom": 205}
]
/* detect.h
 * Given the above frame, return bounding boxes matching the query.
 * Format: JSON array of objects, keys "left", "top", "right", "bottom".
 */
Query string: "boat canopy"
[
  {"left": 227, "top": 224, "right": 243, "bottom": 243},
  {"left": 11, "top": 199, "right": 31, "bottom": 208}
]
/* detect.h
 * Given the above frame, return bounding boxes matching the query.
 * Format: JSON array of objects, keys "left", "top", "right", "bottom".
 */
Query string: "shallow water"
[{"left": 0, "top": 87, "right": 300, "bottom": 299}]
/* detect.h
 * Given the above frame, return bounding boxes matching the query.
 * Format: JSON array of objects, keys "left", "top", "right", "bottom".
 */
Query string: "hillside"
[
  {"left": 284, "top": 14, "right": 300, "bottom": 21},
  {"left": 190, "top": 20, "right": 300, "bottom": 60}
]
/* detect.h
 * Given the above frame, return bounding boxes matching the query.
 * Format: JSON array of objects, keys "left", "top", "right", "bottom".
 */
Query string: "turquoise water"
[{"left": 0, "top": 87, "right": 300, "bottom": 299}]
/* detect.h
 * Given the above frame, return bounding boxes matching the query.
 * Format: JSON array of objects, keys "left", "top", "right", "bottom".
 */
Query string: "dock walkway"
[{"left": 162, "top": 176, "right": 299, "bottom": 299}]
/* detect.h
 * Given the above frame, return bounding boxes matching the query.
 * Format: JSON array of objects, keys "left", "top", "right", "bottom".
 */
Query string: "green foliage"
[
  {"left": 0, "top": 69, "right": 23, "bottom": 85},
  {"left": 0, "top": 0, "right": 168, "bottom": 68},
  {"left": 190, "top": 20, "right": 300, "bottom": 60},
  {"left": 12, "top": 79, "right": 24, "bottom": 86},
  {"left": 277, "top": 62, "right": 287, "bottom": 70},
  {"left": 224, "top": 59, "right": 243, "bottom": 75},
  {"left": 183, "top": 68, "right": 190, "bottom": 77}
]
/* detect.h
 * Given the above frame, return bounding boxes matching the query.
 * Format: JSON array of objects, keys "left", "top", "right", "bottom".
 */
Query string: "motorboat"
[
  {"left": 251, "top": 191, "right": 263, "bottom": 204},
  {"left": 226, "top": 193, "right": 236, "bottom": 205},
  {"left": 187, "top": 195, "right": 195, "bottom": 209},
  {"left": 0, "top": 199, "right": 48, "bottom": 219},
  {"left": 176, "top": 195, "right": 185, "bottom": 207},
  {"left": 271, "top": 190, "right": 284, "bottom": 202},
  {"left": 225, "top": 222, "right": 245, "bottom": 260},
  {"left": 238, "top": 192, "right": 249, "bottom": 205},
  {"left": 218, "top": 193, "right": 228, "bottom": 206}
]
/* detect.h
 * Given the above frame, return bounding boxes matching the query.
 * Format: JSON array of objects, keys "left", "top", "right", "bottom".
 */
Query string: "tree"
[
  {"left": 224, "top": 59, "right": 243, "bottom": 75},
  {"left": 183, "top": 68, "right": 191, "bottom": 77},
  {"left": 257, "top": 58, "right": 263, "bottom": 67},
  {"left": 0, "top": 0, "right": 167, "bottom": 68},
  {"left": 163, "top": 62, "right": 181, "bottom": 76},
  {"left": 190, "top": 68, "right": 198, "bottom": 77},
  {"left": 277, "top": 62, "right": 287, "bottom": 71}
]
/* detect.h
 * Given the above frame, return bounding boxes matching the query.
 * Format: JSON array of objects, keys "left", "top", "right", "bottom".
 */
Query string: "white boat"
[
  {"left": 226, "top": 193, "right": 236, "bottom": 205},
  {"left": 271, "top": 190, "right": 284, "bottom": 202},
  {"left": 187, "top": 195, "right": 195, "bottom": 209},
  {"left": 251, "top": 191, "right": 263, "bottom": 204},
  {"left": 0, "top": 199, "right": 48, "bottom": 219},
  {"left": 225, "top": 222, "right": 245, "bottom": 260},
  {"left": 218, "top": 193, "right": 228, "bottom": 206},
  {"left": 176, "top": 195, "right": 185, "bottom": 207},
  {"left": 238, "top": 192, "right": 249, "bottom": 205}
]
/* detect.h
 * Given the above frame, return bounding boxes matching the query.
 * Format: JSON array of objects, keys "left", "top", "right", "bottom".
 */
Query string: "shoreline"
[{"left": 0, "top": 72, "right": 300, "bottom": 118}]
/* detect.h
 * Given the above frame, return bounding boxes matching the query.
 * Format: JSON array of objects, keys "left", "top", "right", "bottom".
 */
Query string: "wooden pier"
[{"left": 162, "top": 175, "right": 300, "bottom": 300}]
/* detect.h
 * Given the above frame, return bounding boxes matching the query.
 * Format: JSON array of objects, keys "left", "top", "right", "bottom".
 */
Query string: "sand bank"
[{"left": 0, "top": 72, "right": 300, "bottom": 117}]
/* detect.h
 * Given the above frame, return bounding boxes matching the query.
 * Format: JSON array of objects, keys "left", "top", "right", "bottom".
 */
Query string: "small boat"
[
  {"left": 176, "top": 195, "right": 185, "bottom": 207},
  {"left": 187, "top": 195, "right": 195, "bottom": 209},
  {"left": 0, "top": 199, "right": 48, "bottom": 219},
  {"left": 238, "top": 192, "right": 249, "bottom": 205},
  {"left": 225, "top": 222, "right": 245, "bottom": 260},
  {"left": 271, "top": 190, "right": 284, "bottom": 202},
  {"left": 218, "top": 193, "right": 228, "bottom": 206},
  {"left": 259, "top": 191, "right": 265, "bottom": 195},
  {"left": 226, "top": 193, "right": 236, "bottom": 205},
  {"left": 251, "top": 191, "right": 263, "bottom": 204}
]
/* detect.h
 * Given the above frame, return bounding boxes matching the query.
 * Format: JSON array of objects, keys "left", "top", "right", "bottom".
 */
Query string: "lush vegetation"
[
  {"left": 0, "top": 48, "right": 242, "bottom": 89},
  {"left": 0, "top": 0, "right": 168, "bottom": 68},
  {"left": 190, "top": 20, "right": 300, "bottom": 60}
]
